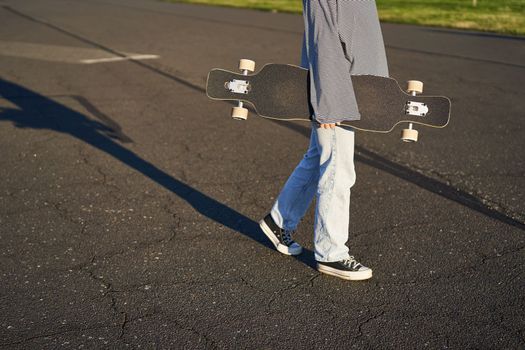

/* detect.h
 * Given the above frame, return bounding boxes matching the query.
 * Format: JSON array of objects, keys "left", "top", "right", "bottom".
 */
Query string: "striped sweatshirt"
[{"left": 301, "top": 0, "right": 389, "bottom": 123}]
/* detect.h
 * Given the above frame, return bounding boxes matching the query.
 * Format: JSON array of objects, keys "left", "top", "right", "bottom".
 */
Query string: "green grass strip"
[{"left": 166, "top": 0, "right": 525, "bottom": 36}]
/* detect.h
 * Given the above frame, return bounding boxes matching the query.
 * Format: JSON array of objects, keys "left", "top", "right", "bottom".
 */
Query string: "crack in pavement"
[
  {"left": 0, "top": 323, "right": 110, "bottom": 347},
  {"left": 82, "top": 260, "right": 130, "bottom": 340},
  {"left": 104, "top": 283, "right": 221, "bottom": 349},
  {"left": 351, "top": 310, "right": 386, "bottom": 341},
  {"left": 503, "top": 271, "right": 524, "bottom": 288},
  {"left": 71, "top": 228, "right": 177, "bottom": 271},
  {"left": 480, "top": 245, "right": 525, "bottom": 264},
  {"left": 76, "top": 144, "right": 122, "bottom": 193},
  {"left": 266, "top": 274, "right": 320, "bottom": 313},
  {"left": 47, "top": 199, "right": 85, "bottom": 226},
  {"left": 165, "top": 316, "right": 220, "bottom": 349}
]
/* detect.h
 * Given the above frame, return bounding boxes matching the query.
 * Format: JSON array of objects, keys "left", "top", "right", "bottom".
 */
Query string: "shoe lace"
[
  {"left": 282, "top": 229, "right": 295, "bottom": 245},
  {"left": 341, "top": 256, "right": 361, "bottom": 269}
]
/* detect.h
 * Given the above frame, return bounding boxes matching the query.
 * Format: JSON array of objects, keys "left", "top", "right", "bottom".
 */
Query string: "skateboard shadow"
[{"left": 0, "top": 78, "right": 318, "bottom": 269}]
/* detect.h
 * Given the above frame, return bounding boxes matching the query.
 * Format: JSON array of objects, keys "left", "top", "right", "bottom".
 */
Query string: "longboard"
[{"left": 206, "top": 60, "right": 451, "bottom": 142}]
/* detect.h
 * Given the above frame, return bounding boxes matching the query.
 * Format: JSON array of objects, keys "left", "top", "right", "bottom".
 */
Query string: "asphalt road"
[{"left": 0, "top": 0, "right": 524, "bottom": 348}]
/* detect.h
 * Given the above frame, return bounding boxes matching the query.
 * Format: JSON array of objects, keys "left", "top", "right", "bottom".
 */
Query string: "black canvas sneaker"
[
  {"left": 317, "top": 257, "right": 372, "bottom": 280},
  {"left": 259, "top": 214, "right": 302, "bottom": 256}
]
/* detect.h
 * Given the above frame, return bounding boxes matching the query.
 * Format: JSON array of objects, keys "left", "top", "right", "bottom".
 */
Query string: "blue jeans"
[{"left": 270, "top": 125, "right": 356, "bottom": 262}]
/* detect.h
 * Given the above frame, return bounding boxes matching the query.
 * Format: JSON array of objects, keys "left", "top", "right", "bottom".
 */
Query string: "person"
[{"left": 259, "top": 1, "right": 389, "bottom": 281}]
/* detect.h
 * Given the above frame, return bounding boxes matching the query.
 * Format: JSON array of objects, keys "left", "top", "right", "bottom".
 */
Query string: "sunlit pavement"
[{"left": 0, "top": 0, "right": 524, "bottom": 348}]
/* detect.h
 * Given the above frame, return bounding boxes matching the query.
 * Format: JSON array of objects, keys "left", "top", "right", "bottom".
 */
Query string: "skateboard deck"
[{"left": 206, "top": 63, "right": 451, "bottom": 139}]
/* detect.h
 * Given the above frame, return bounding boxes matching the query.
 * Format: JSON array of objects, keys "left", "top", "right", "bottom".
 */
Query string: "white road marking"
[
  {"left": 80, "top": 54, "right": 159, "bottom": 64},
  {"left": 0, "top": 41, "right": 159, "bottom": 64}
]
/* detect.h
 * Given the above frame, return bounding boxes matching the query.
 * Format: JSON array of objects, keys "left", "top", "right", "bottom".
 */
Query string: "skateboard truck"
[
  {"left": 405, "top": 101, "right": 428, "bottom": 117},
  {"left": 231, "top": 59, "right": 256, "bottom": 121},
  {"left": 226, "top": 79, "right": 250, "bottom": 94},
  {"left": 401, "top": 80, "right": 424, "bottom": 142}
]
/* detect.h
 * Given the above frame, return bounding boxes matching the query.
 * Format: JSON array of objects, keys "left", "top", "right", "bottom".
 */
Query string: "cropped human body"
[{"left": 260, "top": 0, "right": 389, "bottom": 280}]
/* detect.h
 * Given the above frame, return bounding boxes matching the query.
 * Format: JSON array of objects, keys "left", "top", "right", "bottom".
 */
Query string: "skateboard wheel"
[
  {"left": 239, "top": 59, "right": 256, "bottom": 72},
  {"left": 401, "top": 128, "right": 418, "bottom": 142},
  {"left": 407, "top": 80, "right": 423, "bottom": 94},
  {"left": 231, "top": 106, "right": 248, "bottom": 120}
]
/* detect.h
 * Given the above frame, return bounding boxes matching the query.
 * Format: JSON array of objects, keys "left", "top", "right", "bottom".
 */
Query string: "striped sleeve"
[
  {"left": 302, "top": 0, "right": 360, "bottom": 123},
  {"left": 302, "top": 0, "right": 389, "bottom": 124}
]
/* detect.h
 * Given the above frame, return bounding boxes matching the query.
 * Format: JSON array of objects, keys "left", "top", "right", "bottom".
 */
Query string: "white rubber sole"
[
  {"left": 259, "top": 219, "right": 302, "bottom": 256},
  {"left": 317, "top": 263, "right": 373, "bottom": 281}
]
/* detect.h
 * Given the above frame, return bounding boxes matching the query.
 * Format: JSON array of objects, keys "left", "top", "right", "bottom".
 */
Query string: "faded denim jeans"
[{"left": 270, "top": 124, "right": 356, "bottom": 262}]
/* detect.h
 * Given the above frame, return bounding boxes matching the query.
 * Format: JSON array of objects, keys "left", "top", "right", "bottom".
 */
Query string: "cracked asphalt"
[{"left": 0, "top": 0, "right": 524, "bottom": 348}]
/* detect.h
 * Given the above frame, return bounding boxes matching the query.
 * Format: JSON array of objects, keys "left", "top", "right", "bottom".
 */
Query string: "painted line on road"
[
  {"left": 0, "top": 41, "right": 160, "bottom": 64},
  {"left": 81, "top": 54, "right": 159, "bottom": 64}
]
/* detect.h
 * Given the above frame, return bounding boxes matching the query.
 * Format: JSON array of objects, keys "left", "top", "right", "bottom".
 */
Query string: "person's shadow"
[{"left": 0, "top": 78, "right": 317, "bottom": 268}]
